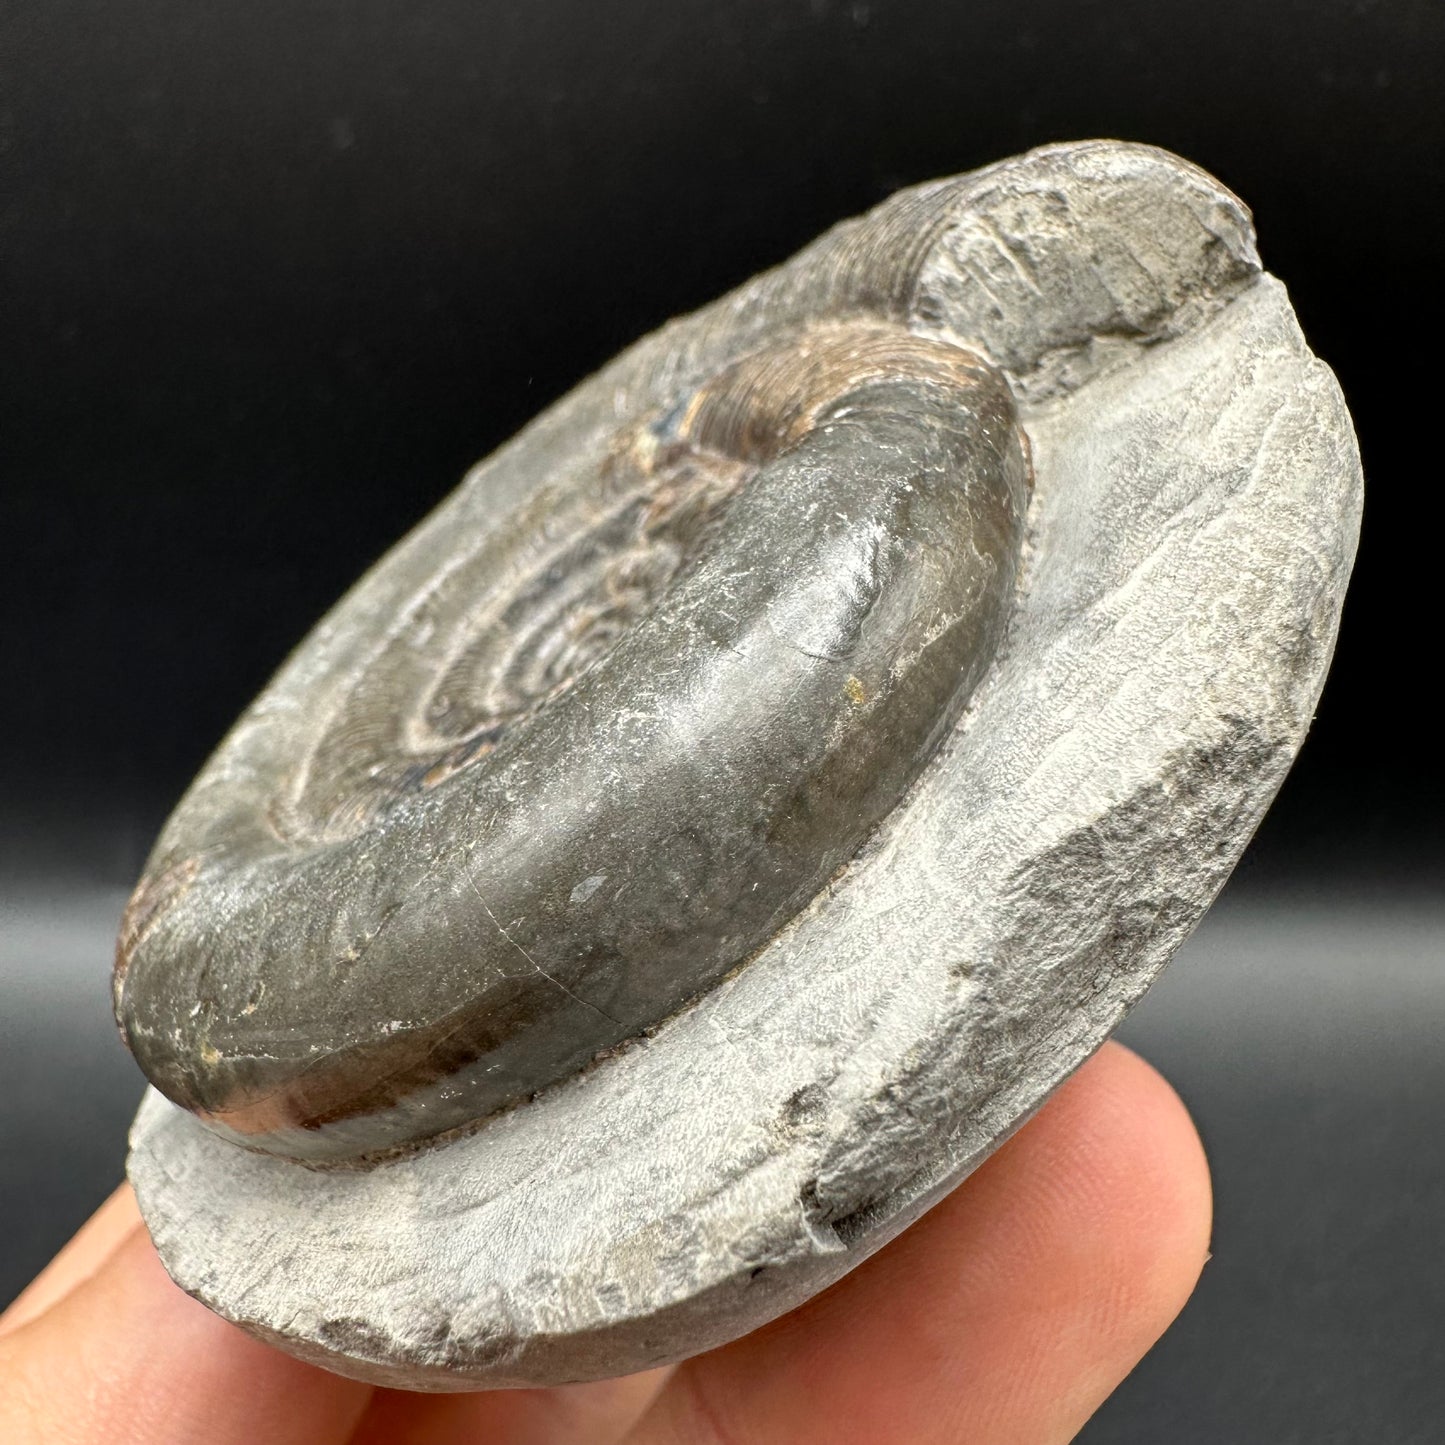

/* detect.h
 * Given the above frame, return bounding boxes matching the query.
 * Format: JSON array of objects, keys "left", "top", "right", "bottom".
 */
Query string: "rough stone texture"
[{"left": 126, "top": 141, "right": 1362, "bottom": 1389}]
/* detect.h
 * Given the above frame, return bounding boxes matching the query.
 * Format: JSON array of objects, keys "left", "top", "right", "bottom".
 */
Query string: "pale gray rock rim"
[{"left": 127, "top": 140, "right": 1363, "bottom": 1389}]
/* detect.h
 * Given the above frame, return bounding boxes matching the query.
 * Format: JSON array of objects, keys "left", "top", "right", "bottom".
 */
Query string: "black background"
[
  {"left": 3, "top": 0, "right": 1442, "bottom": 872},
  {"left": 2, "top": 2, "right": 1442, "bottom": 1440}
]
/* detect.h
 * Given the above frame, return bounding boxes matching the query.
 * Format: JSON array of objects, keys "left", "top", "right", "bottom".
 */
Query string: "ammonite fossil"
[
  {"left": 120, "top": 141, "right": 1362, "bottom": 1389},
  {"left": 116, "top": 326, "right": 1030, "bottom": 1163}
]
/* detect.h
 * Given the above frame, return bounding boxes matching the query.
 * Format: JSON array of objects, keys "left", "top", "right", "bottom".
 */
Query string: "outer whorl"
[{"left": 115, "top": 320, "right": 1030, "bottom": 1163}]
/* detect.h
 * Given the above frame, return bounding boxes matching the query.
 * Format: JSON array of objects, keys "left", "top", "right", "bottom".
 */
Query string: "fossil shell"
[
  {"left": 123, "top": 141, "right": 1362, "bottom": 1390},
  {"left": 115, "top": 324, "right": 1030, "bottom": 1162}
]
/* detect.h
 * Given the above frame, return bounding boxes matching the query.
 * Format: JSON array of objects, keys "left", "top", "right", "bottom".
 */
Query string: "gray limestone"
[{"left": 124, "top": 140, "right": 1362, "bottom": 1389}]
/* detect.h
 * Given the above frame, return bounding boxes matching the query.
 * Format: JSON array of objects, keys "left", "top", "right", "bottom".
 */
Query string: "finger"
[
  {"left": 628, "top": 1040, "right": 1212, "bottom": 1445},
  {"left": 353, "top": 1367, "right": 673, "bottom": 1445},
  {"left": 0, "top": 1218, "right": 372, "bottom": 1445},
  {"left": 0, "top": 1185, "right": 141, "bottom": 1337}
]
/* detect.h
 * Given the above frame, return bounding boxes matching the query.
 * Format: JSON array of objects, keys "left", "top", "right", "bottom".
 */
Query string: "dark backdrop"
[
  {"left": 2, "top": 3, "right": 1441, "bottom": 1440},
  {"left": 3, "top": 0, "right": 1441, "bottom": 876}
]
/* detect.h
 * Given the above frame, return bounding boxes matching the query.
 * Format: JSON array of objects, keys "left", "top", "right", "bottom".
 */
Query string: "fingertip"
[
  {"left": 1, "top": 1218, "right": 371, "bottom": 1445},
  {"left": 0, "top": 1185, "right": 143, "bottom": 1338},
  {"left": 632, "top": 1038, "right": 1213, "bottom": 1445},
  {"left": 1030, "top": 1041, "right": 1214, "bottom": 1346}
]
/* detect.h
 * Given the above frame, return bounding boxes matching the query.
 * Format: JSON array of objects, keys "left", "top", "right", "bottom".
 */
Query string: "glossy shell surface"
[{"left": 116, "top": 325, "right": 1030, "bottom": 1162}]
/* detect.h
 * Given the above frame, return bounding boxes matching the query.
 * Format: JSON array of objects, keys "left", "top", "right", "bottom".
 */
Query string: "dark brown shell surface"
[{"left": 114, "top": 311, "right": 1030, "bottom": 1164}]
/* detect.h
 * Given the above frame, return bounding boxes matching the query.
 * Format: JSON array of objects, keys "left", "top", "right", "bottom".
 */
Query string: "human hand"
[{"left": 0, "top": 1041, "right": 1209, "bottom": 1444}]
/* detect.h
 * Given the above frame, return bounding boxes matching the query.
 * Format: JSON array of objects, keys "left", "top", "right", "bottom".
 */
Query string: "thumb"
[{"left": 0, "top": 1187, "right": 372, "bottom": 1445}]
